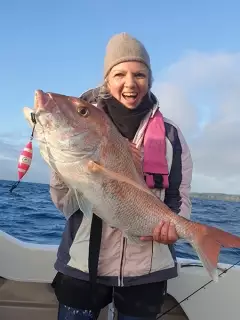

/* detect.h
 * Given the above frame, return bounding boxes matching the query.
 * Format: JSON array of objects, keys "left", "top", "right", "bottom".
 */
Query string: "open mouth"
[{"left": 122, "top": 93, "right": 138, "bottom": 103}]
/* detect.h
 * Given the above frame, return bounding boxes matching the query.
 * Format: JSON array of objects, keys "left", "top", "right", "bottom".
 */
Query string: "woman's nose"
[{"left": 124, "top": 73, "right": 136, "bottom": 88}]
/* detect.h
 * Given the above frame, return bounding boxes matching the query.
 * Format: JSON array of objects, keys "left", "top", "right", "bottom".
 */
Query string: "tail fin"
[{"left": 191, "top": 224, "right": 240, "bottom": 282}]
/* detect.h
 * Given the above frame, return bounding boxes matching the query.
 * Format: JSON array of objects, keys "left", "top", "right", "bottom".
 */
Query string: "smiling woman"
[
  {"left": 49, "top": 32, "right": 194, "bottom": 320},
  {"left": 101, "top": 33, "right": 152, "bottom": 109},
  {"left": 107, "top": 61, "right": 149, "bottom": 109}
]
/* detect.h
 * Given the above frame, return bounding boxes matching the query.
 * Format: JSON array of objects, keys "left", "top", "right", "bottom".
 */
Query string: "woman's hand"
[{"left": 140, "top": 221, "right": 179, "bottom": 244}]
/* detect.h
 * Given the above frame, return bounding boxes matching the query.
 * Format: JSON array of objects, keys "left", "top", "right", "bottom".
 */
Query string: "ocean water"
[{"left": 0, "top": 179, "right": 240, "bottom": 265}]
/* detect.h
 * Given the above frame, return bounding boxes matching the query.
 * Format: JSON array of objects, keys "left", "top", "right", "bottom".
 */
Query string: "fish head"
[{"left": 23, "top": 90, "right": 110, "bottom": 166}]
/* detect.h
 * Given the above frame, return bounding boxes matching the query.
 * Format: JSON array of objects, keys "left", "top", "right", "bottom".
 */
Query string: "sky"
[{"left": 1, "top": 0, "right": 240, "bottom": 194}]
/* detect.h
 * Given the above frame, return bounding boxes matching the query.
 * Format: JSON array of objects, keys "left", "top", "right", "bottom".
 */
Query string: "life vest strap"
[{"left": 143, "top": 110, "right": 169, "bottom": 189}]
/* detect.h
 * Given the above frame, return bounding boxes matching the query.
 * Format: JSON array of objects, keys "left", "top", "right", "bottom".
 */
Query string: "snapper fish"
[{"left": 23, "top": 89, "right": 240, "bottom": 282}]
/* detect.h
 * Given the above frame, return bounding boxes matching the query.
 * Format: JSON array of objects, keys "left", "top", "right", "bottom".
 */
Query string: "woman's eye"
[
  {"left": 135, "top": 73, "right": 146, "bottom": 78},
  {"left": 114, "top": 73, "right": 124, "bottom": 77}
]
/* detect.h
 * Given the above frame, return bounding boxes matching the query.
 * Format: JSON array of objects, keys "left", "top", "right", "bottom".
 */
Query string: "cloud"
[
  {"left": 152, "top": 82, "right": 198, "bottom": 137},
  {"left": 152, "top": 51, "right": 240, "bottom": 194}
]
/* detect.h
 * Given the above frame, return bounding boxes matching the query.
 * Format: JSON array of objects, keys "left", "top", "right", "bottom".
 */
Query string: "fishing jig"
[{"left": 9, "top": 113, "right": 36, "bottom": 192}]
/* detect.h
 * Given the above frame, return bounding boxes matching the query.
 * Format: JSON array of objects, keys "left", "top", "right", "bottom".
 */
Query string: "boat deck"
[{"left": 0, "top": 278, "right": 188, "bottom": 319}]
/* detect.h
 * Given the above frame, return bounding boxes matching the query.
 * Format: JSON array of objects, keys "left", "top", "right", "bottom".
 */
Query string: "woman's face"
[{"left": 107, "top": 61, "right": 150, "bottom": 109}]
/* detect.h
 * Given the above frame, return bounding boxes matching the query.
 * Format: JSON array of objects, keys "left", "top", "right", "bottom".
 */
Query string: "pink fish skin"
[{"left": 23, "top": 89, "right": 240, "bottom": 282}]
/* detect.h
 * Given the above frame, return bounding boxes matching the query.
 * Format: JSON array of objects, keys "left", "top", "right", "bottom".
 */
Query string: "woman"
[{"left": 50, "top": 32, "right": 193, "bottom": 320}]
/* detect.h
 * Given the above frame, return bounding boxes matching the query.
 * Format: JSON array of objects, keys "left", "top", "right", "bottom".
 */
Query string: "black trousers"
[{"left": 53, "top": 272, "right": 167, "bottom": 318}]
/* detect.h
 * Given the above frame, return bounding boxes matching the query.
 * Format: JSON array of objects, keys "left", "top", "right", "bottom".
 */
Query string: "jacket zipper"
[{"left": 118, "top": 237, "right": 126, "bottom": 286}]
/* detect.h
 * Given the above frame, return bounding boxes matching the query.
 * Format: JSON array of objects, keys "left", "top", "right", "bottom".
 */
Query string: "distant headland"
[{"left": 190, "top": 192, "right": 240, "bottom": 202}]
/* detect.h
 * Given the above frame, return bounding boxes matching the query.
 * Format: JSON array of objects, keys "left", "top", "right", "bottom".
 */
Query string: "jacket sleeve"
[
  {"left": 164, "top": 124, "right": 193, "bottom": 219},
  {"left": 49, "top": 170, "right": 79, "bottom": 219}
]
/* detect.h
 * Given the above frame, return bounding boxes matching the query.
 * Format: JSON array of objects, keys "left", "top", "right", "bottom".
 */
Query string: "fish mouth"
[
  {"left": 23, "top": 107, "right": 35, "bottom": 128},
  {"left": 34, "top": 90, "right": 51, "bottom": 111},
  {"left": 23, "top": 90, "right": 52, "bottom": 130}
]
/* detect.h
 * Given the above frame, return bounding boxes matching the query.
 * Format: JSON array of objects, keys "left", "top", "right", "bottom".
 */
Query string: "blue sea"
[{"left": 0, "top": 179, "right": 240, "bottom": 266}]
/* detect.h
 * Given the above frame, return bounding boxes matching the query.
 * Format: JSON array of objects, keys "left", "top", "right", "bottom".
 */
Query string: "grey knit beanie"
[{"left": 103, "top": 32, "right": 151, "bottom": 79}]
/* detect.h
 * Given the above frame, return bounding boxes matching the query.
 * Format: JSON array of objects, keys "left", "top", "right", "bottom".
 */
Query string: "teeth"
[{"left": 123, "top": 93, "right": 137, "bottom": 98}]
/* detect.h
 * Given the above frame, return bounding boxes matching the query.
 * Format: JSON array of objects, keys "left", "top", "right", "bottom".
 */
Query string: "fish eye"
[{"left": 77, "top": 107, "right": 89, "bottom": 117}]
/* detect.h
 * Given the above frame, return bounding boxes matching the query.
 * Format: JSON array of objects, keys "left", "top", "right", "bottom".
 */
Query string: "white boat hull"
[{"left": 0, "top": 230, "right": 239, "bottom": 320}]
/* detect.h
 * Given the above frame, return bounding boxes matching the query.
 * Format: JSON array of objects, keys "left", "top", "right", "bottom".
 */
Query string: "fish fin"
[
  {"left": 128, "top": 142, "right": 143, "bottom": 177},
  {"left": 87, "top": 160, "right": 154, "bottom": 197},
  {"left": 191, "top": 224, "right": 240, "bottom": 282},
  {"left": 73, "top": 189, "right": 93, "bottom": 219}
]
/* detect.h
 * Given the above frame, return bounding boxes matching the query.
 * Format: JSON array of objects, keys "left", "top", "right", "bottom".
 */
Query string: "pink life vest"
[{"left": 143, "top": 110, "right": 169, "bottom": 189}]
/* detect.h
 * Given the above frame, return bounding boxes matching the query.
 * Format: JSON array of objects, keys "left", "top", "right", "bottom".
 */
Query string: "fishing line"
[{"left": 156, "top": 257, "right": 240, "bottom": 319}]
